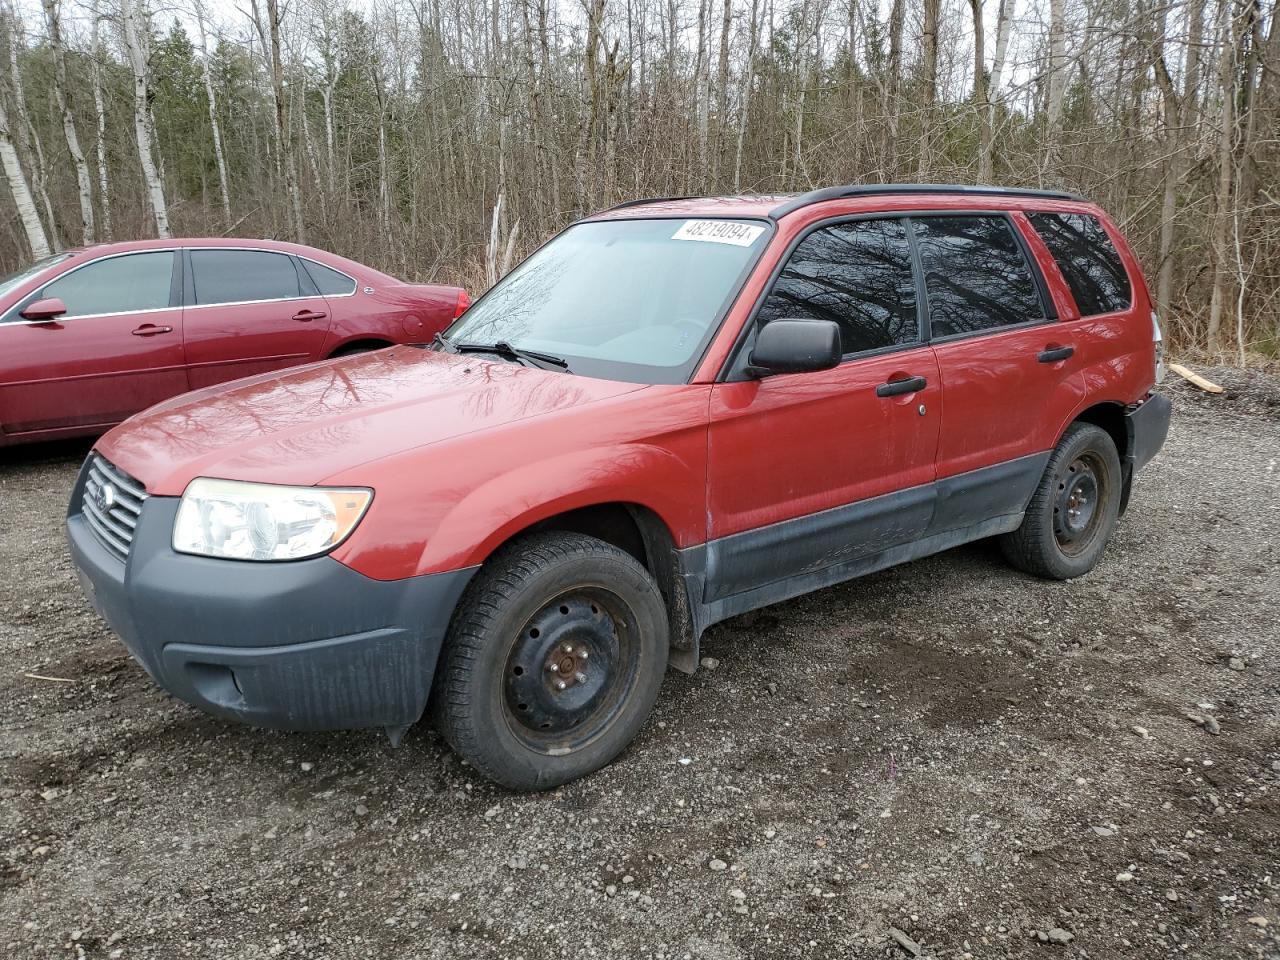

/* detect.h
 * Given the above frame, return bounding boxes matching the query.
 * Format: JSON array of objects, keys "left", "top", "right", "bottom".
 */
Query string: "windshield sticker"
[{"left": 672, "top": 220, "right": 766, "bottom": 247}]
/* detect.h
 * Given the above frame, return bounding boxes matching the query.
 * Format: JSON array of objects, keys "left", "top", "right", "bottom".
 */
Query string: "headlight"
[{"left": 173, "top": 478, "right": 372, "bottom": 561}]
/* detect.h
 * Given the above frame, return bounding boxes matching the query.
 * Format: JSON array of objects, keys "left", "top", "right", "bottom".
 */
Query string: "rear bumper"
[
  {"left": 1125, "top": 391, "right": 1172, "bottom": 473},
  {"left": 66, "top": 462, "right": 475, "bottom": 732}
]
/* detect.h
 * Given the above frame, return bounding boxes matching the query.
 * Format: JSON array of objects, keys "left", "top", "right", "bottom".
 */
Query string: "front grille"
[{"left": 81, "top": 454, "right": 148, "bottom": 562}]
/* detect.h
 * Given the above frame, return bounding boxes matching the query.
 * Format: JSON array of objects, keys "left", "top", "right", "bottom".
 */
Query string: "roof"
[
  {"left": 53, "top": 237, "right": 388, "bottom": 281},
  {"left": 592, "top": 184, "right": 1088, "bottom": 222}
]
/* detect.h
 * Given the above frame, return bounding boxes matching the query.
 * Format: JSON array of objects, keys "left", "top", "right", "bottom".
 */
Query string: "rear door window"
[
  {"left": 190, "top": 249, "right": 305, "bottom": 305},
  {"left": 757, "top": 218, "right": 919, "bottom": 355},
  {"left": 38, "top": 251, "right": 175, "bottom": 319},
  {"left": 912, "top": 215, "right": 1045, "bottom": 338},
  {"left": 1027, "top": 212, "right": 1132, "bottom": 316}
]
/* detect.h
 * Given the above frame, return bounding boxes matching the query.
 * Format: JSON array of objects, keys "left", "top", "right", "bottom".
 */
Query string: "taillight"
[
  {"left": 453, "top": 290, "right": 470, "bottom": 318},
  {"left": 1151, "top": 310, "right": 1165, "bottom": 384}
]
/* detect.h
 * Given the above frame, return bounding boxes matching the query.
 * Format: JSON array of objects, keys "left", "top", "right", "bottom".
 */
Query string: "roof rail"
[
  {"left": 769, "top": 183, "right": 1084, "bottom": 219},
  {"left": 605, "top": 195, "right": 700, "bottom": 212}
]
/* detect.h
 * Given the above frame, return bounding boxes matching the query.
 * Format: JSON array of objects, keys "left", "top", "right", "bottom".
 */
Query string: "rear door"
[
  {"left": 706, "top": 216, "right": 940, "bottom": 603},
  {"left": 915, "top": 213, "right": 1086, "bottom": 532},
  {"left": 0, "top": 249, "right": 185, "bottom": 435},
  {"left": 183, "top": 248, "right": 333, "bottom": 389}
]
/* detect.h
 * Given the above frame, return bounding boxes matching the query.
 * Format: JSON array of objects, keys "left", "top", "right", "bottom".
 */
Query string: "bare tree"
[
  {"left": 194, "top": 0, "right": 231, "bottom": 225},
  {"left": 120, "top": 0, "right": 169, "bottom": 237},
  {"left": 42, "top": 0, "right": 94, "bottom": 244},
  {"left": 90, "top": 0, "right": 111, "bottom": 239},
  {"left": 0, "top": 91, "right": 49, "bottom": 258}
]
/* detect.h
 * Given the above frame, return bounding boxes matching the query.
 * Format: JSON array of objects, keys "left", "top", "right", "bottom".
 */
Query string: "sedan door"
[
  {"left": 0, "top": 249, "right": 185, "bottom": 436},
  {"left": 705, "top": 217, "right": 941, "bottom": 605},
  {"left": 183, "top": 248, "right": 334, "bottom": 390}
]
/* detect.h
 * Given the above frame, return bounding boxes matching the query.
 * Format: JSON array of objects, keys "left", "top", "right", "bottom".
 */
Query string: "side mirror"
[
  {"left": 21, "top": 297, "right": 68, "bottom": 321},
  {"left": 746, "top": 319, "right": 842, "bottom": 377}
]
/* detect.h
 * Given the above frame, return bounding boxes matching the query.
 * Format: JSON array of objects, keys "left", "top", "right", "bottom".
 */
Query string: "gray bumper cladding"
[
  {"left": 66, "top": 460, "right": 476, "bottom": 732},
  {"left": 1126, "top": 392, "right": 1173, "bottom": 474}
]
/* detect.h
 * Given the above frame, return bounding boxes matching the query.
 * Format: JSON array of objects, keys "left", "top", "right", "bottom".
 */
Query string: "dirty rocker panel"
[
  {"left": 677, "top": 451, "right": 1054, "bottom": 639},
  {"left": 699, "top": 451, "right": 1051, "bottom": 607}
]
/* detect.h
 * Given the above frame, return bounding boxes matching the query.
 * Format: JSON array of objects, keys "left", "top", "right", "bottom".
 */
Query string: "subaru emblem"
[{"left": 96, "top": 483, "right": 115, "bottom": 513}]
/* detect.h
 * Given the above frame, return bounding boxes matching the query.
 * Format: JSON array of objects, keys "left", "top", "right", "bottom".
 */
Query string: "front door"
[
  {"left": 705, "top": 216, "right": 940, "bottom": 604},
  {"left": 183, "top": 248, "right": 334, "bottom": 389},
  {"left": 0, "top": 249, "right": 185, "bottom": 436}
]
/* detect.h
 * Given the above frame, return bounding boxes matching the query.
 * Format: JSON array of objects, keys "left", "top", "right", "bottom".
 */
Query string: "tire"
[
  {"left": 432, "top": 531, "right": 669, "bottom": 790},
  {"left": 332, "top": 342, "right": 388, "bottom": 357},
  {"left": 999, "top": 423, "right": 1123, "bottom": 580}
]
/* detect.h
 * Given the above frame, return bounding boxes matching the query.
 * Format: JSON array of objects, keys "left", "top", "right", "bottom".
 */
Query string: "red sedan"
[{"left": 0, "top": 238, "right": 468, "bottom": 446}]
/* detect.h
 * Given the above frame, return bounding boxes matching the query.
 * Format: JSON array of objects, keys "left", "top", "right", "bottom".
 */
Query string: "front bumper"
[{"left": 66, "top": 461, "right": 476, "bottom": 732}]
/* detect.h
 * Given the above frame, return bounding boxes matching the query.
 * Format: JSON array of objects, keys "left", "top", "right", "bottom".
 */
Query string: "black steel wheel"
[
  {"left": 1000, "top": 422, "right": 1122, "bottom": 580},
  {"left": 432, "top": 531, "right": 669, "bottom": 790},
  {"left": 1052, "top": 452, "right": 1105, "bottom": 556},
  {"left": 502, "top": 587, "right": 642, "bottom": 752}
]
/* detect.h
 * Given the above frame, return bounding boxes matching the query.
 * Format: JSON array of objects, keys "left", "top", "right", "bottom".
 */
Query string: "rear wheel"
[
  {"left": 999, "top": 423, "right": 1122, "bottom": 580},
  {"left": 432, "top": 531, "right": 669, "bottom": 790},
  {"left": 332, "top": 341, "right": 390, "bottom": 357}
]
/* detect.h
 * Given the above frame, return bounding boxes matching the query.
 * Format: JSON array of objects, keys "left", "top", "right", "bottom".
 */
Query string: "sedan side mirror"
[
  {"left": 21, "top": 297, "right": 68, "bottom": 321},
  {"left": 746, "top": 319, "right": 842, "bottom": 377}
]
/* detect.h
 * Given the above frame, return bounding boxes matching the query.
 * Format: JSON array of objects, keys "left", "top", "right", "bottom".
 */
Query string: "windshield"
[
  {"left": 0, "top": 253, "right": 73, "bottom": 301},
  {"left": 447, "top": 218, "right": 769, "bottom": 384}
]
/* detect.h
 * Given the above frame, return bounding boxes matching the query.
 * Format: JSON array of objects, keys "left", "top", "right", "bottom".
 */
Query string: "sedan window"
[
  {"left": 191, "top": 249, "right": 305, "bottom": 305},
  {"left": 300, "top": 259, "right": 357, "bottom": 296},
  {"left": 38, "top": 251, "right": 174, "bottom": 319},
  {"left": 0, "top": 252, "right": 73, "bottom": 301}
]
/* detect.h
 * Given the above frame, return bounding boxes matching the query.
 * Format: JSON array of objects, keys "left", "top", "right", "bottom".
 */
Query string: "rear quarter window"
[
  {"left": 301, "top": 259, "right": 357, "bottom": 296},
  {"left": 1027, "top": 212, "right": 1132, "bottom": 316}
]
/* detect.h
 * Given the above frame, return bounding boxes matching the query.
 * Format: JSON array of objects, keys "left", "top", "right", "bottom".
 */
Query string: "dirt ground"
[{"left": 2, "top": 367, "right": 1278, "bottom": 960}]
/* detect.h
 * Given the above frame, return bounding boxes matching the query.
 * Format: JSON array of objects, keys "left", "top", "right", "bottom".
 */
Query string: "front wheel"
[
  {"left": 432, "top": 531, "right": 669, "bottom": 790},
  {"left": 999, "top": 422, "right": 1123, "bottom": 580}
]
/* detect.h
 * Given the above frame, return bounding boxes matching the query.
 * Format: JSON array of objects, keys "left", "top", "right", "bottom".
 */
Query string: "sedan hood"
[{"left": 98, "top": 347, "right": 645, "bottom": 495}]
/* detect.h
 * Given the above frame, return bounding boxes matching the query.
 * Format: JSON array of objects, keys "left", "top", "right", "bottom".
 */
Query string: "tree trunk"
[
  {"left": 1206, "top": 0, "right": 1241, "bottom": 350},
  {"left": 120, "top": 0, "right": 170, "bottom": 238},
  {"left": 42, "top": 0, "right": 94, "bottom": 244},
  {"left": 919, "top": 0, "right": 940, "bottom": 177},
  {"left": 713, "top": 0, "right": 731, "bottom": 182},
  {"left": 971, "top": 0, "right": 991, "bottom": 182},
  {"left": 734, "top": 0, "right": 761, "bottom": 191},
  {"left": 5, "top": 11, "right": 60, "bottom": 250},
  {"left": 261, "top": 0, "right": 306, "bottom": 243},
  {"left": 0, "top": 96, "right": 50, "bottom": 259},
  {"left": 1045, "top": 0, "right": 1067, "bottom": 182},
  {"left": 195, "top": 3, "right": 232, "bottom": 225},
  {"left": 90, "top": 0, "right": 111, "bottom": 240}
]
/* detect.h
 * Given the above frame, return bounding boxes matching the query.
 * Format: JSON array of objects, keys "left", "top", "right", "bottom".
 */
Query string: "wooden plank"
[{"left": 1168, "top": 362, "right": 1224, "bottom": 394}]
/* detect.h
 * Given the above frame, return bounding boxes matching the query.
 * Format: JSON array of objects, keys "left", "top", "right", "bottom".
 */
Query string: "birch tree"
[
  {"left": 42, "top": 0, "right": 94, "bottom": 244},
  {"left": 0, "top": 93, "right": 50, "bottom": 258},
  {"left": 193, "top": 0, "right": 230, "bottom": 224},
  {"left": 90, "top": 0, "right": 111, "bottom": 239},
  {"left": 120, "top": 0, "right": 170, "bottom": 238}
]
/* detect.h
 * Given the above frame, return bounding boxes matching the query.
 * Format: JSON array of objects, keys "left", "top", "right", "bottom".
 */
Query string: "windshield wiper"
[{"left": 454, "top": 339, "right": 569, "bottom": 371}]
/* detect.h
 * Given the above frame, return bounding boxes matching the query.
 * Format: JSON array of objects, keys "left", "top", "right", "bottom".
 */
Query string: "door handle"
[
  {"left": 132, "top": 323, "right": 173, "bottom": 337},
  {"left": 876, "top": 375, "right": 928, "bottom": 398},
  {"left": 293, "top": 310, "right": 327, "bottom": 322},
  {"left": 1037, "top": 345, "right": 1075, "bottom": 363}
]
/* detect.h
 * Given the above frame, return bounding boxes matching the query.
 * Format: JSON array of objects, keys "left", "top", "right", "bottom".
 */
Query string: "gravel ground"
[{"left": 2, "top": 367, "right": 1278, "bottom": 960}]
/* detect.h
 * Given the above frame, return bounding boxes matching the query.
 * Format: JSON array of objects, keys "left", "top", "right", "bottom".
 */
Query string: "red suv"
[
  {"left": 67, "top": 186, "right": 1170, "bottom": 789},
  {"left": 0, "top": 238, "right": 467, "bottom": 446}
]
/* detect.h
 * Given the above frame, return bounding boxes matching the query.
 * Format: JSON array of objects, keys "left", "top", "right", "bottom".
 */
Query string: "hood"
[{"left": 98, "top": 347, "right": 645, "bottom": 495}]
